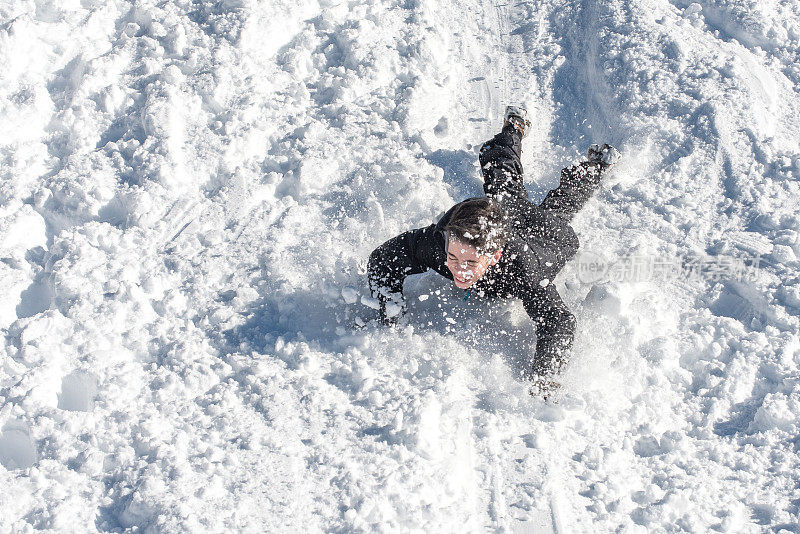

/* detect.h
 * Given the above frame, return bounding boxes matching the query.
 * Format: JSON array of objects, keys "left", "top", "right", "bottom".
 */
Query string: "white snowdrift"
[{"left": 1, "top": 0, "right": 799, "bottom": 531}]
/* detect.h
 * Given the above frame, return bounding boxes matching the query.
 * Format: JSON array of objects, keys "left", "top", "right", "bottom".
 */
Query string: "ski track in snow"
[{"left": 1, "top": 0, "right": 800, "bottom": 531}]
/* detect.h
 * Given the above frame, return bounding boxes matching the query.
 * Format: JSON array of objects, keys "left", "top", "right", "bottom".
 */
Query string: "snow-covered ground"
[{"left": 2, "top": 0, "right": 800, "bottom": 531}]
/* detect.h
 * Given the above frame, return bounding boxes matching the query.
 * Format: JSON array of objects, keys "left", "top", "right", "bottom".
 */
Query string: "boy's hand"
[
  {"left": 379, "top": 292, "right": 405, "bottom": 326},
  {"left": 529, "top": 376, "right": 561, "bottom": 400}
]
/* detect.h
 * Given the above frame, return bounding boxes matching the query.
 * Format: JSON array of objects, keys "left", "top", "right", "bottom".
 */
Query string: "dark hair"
[{"left": 444, "top": 198, "right": 508, "bottom": 253}]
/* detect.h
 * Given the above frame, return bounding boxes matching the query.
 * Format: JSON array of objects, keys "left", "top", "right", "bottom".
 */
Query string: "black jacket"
[
  {"left": 367, "top": 193, "right": 580, "bottom": 379},
  {"left": 367, "top": 125, "right": 603, "bottom": 380}
]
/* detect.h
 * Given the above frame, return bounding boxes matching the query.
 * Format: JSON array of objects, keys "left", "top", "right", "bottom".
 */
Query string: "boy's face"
[{"left": 446, "top": 238, "right": 501, "bottom": 290}]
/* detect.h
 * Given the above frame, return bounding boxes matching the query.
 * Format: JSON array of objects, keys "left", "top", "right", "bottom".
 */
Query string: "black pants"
[{"left": 478, "top": 126, "right": 604, "bottom": 264}]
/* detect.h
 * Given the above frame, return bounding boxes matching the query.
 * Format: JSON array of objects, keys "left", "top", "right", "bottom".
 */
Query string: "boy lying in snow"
[{"left": 367, "top": 106, "right": 619, "bottom": 394}]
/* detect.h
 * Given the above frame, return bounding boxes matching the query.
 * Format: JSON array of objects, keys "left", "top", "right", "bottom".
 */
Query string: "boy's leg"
[
  {"left": 539, "top": 161, "right": 605, "bottom": 222},
  {"left": 479, "top": 124, "right": 527, "bottom": 201},
  {"left": 479, "top": 124, "right": 581, "bottom": 266}
]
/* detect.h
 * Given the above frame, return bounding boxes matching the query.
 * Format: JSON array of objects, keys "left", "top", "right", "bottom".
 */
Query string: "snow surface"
[{"left": 1, "top": 0, "right": 800, "bottom": 531}]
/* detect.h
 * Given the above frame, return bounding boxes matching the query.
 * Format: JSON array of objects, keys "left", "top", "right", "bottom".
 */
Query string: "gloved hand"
[
  {"left": 378, "top": 291, "right": 405, "bottom": 326},
  {"left": 528, "top": 375, "right": 561, "bottom": 400}
]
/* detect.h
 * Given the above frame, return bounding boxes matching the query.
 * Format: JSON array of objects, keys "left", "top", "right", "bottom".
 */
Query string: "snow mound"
[
  {"left": 0, "top": 424, "right": 37, "bottom": 470},
  {"left": 2, "top": 0, "right": 800, "bottom": 530}
]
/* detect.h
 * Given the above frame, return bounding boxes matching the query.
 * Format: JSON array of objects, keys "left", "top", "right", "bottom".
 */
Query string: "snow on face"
[{"left": 445, "top": 238, "right": 499, "bottom": 289}]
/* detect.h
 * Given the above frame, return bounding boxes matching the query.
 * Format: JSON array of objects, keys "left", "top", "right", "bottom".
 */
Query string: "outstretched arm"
[
  {"left": 367, "top": 224, "right": 442, "bottom": 323},
  {"left": 520, "top": 283, "right": 576, "bottom": 379}
]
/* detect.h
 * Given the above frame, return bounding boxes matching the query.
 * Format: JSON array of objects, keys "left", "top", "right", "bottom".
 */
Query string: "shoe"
[
  {"left": 587, "top": 144, "right": 620, "bottom": 167},
  {"left": 504, "top": 105, "right": 532, "bottom": 138}
]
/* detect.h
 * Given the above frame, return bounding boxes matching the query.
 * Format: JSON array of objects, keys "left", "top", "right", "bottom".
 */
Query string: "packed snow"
[{"left": 1, "top": 0, "right": 800, "bottom": 531}]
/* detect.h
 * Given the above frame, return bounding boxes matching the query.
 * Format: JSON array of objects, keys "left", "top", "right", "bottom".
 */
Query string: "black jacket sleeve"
[
  {"left": 367, "top": 224, "right": 443, "bottom": 319},
  {"left": 520, "top": 283, "right": 576, "bottom": 378}
]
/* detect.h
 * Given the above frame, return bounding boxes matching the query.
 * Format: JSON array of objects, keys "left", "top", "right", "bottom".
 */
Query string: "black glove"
[
  {"left": 529, "top": 376, "right": 561, "bottom": 400},
  {"left": 377, "top": 291, "right": 405, "bottom": 326}
]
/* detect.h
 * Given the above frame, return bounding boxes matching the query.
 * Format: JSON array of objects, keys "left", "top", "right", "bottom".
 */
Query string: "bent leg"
[
  {"left": 479, "top": 124, "right": 527, "bottom": 201},
  {"left": 503, "top": 192, "right": 581, "bottom": 273},
  {"left": 539, "top": 161, "right": 605, "bottom": 221}
]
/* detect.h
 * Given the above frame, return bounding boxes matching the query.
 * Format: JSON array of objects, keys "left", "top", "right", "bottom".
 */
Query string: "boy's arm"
[
  {"left": 520, "top": 283, "right": 576, "bottom": 379},
  {"left": 367, "top": 224, "right": 442, "bottom": 323}
]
